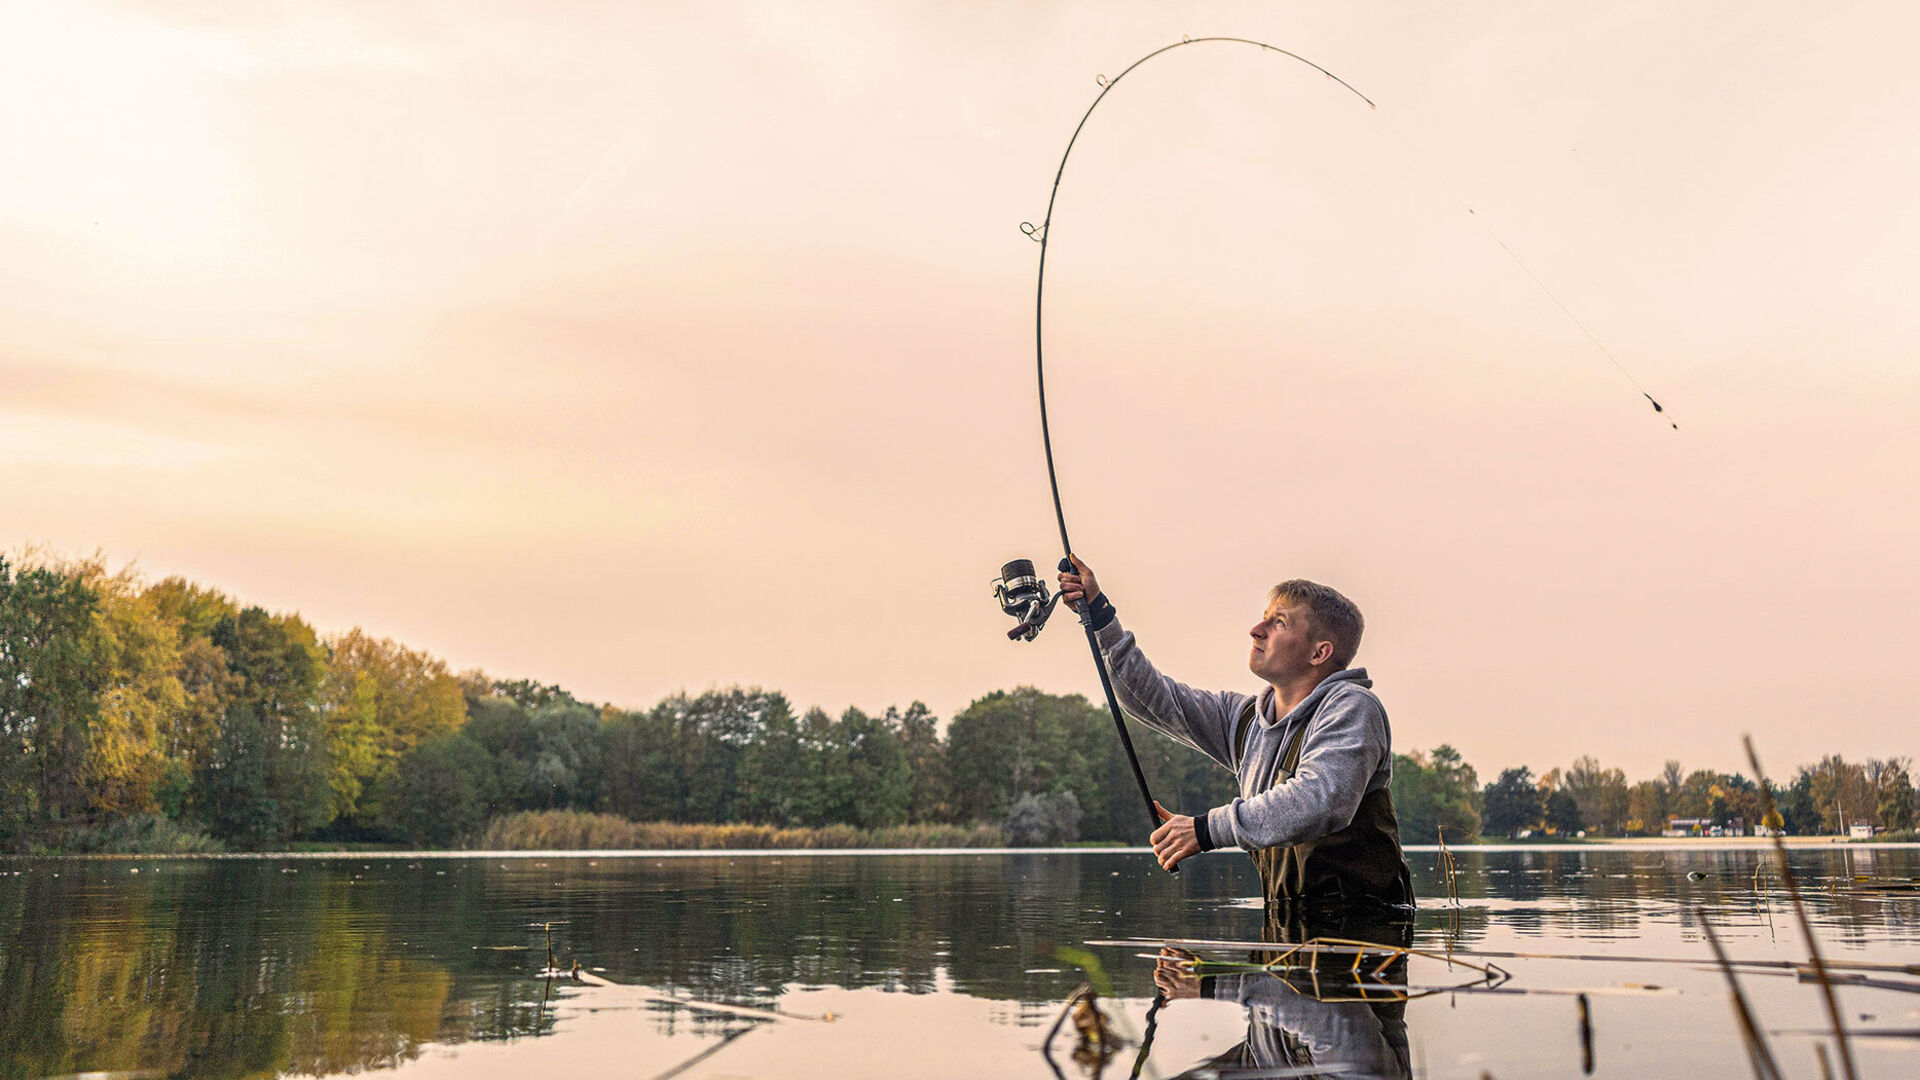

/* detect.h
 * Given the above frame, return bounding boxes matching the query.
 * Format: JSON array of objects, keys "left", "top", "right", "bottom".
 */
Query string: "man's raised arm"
[{"left": 1057, "top": 555, "right": 1248, "bottom": 770}]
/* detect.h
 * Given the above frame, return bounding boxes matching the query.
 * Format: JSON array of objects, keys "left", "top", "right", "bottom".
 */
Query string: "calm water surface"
[{"left": 2, "top": 846, "right": 1917, "bottom": 1079}]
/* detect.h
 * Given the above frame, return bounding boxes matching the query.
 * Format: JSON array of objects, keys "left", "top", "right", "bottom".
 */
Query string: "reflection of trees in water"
[
  {"left": 3, "top": 847, "right": 1916, "bottom": 1078},
  {"left": 1404, "top": 846, "right": 1920, "bottom": 955},
  {"left": 0, "top": 861, "right": 553, "bottom": 1080}
]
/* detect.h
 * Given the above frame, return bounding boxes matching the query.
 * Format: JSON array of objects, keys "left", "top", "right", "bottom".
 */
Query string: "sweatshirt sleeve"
[
  {"left": 1092, "top": 616, "right": 1246, "bottom": 771},
  {"left": 1204, "top": 684, "right": 1387, "bottom": 851}
]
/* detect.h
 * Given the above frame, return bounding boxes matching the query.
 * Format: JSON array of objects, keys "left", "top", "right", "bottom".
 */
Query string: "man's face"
[{"left": 1248, "top": 596, "right": 1328, "bottom": 684}]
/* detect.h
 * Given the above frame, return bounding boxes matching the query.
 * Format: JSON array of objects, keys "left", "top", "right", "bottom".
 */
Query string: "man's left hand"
[
  {"left": 1150, "top": 801, "right": 1200, "bottom": 870},
  {"left": 1154, "top": 947, "right": 1201, "bottom": 1000}
]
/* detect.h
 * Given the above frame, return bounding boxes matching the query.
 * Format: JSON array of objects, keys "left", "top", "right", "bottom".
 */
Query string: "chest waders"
[{"left": 1235, "top": 697, "right": 1416, "bottom": 915}]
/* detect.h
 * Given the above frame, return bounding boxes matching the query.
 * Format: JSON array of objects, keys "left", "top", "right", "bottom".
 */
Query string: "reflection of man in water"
[
  {"left": 1154, "top": 946, "right": 1412, "bottom": 1080},
  {"left": 1058, "top": 558, "right": 1413, "bottom": 911},
  {"left": 1152, "top": 908, "right": 1413, "bottom": 1080}
]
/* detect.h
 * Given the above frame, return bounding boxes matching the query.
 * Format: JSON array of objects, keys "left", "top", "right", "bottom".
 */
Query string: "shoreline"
[{"left": 5, "top": 839, "right": 1916, "bottom": 861}]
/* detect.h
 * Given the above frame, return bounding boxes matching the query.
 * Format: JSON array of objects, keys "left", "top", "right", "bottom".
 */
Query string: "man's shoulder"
[{"left": 1316, "top": 674, "right": 1387, "bottom": 719}]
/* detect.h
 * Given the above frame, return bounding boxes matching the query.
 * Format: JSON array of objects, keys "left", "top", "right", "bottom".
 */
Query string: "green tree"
[
  {"left": 1543, "top": 788, "right": 1583, "bottom": 835},
  {"left": 945, "top": 688, "right": 1097, "bottom": 823},
  {"left": 836, "top": 706, "right": 912, "bottom": 829},
  {"left": 603, "top": 706, "right": 683, "bottom": 822},
  {"left": 654, "top": 688, "right": 789, "bottom": 822},
  {"left": 526, "top": 700, "right": 605, "bottom": 810},
  {"left": 384, "top": 732, "right": 497, "bottom": 846},
  {"left": 464, "top": 695, "right": 538, "bottom": 810},
  {"left": 196, "top": 607, "right": 331, "bottom": 847},
  {"left": 0, "top": 557, "right": 103, "bottom": 839},
  {"left": 889, "top": 702, "right": 952, "bottom": 824},
  {"left": 1780, "top": 771, "right": 1822, "bottom": 834},
  {"left": 1481, "top": 766, "right": 1544, "bottom": 837},
  {"left": 1390, "top": 745, "right": 1481, "bottom": 843}
]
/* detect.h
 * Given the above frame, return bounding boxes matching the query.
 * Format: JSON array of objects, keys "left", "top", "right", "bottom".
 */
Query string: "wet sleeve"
[
  {"left": 1092, "top": 616, "right": 1246, "bottom": 770},
  {"left": 1204, "top": 686, "right": 1386, "bottom": 851}
]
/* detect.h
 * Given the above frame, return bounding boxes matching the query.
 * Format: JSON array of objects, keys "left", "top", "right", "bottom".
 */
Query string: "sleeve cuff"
[
  {"left": 1193, "top": 809, "right": 1215, "bottom": 852},
  {"left": 1204, "top": 805, "right": 1237, "bottom": 851},
  {"left": 1086, "top": 592, "right": 1117, "bottom": 632}
]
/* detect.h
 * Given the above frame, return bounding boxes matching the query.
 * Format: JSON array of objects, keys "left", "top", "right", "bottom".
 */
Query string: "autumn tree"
[
  {"left": 1803, "top": 756, "right": 1875, "bottom": 833},
  {"left": 1861, "top": 758, "right": 1914, "bottom": 832},
  {"left": 319, "top": 628, "right": 466, "bottom": 829},
  {"left": 1563, "top": 755, "right": 1630, "bottom": 835}
]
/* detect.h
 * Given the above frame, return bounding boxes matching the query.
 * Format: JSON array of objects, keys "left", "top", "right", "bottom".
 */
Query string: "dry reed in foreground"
[{"left": 478, "top": 811, "right": 1006, "bottom": 851}]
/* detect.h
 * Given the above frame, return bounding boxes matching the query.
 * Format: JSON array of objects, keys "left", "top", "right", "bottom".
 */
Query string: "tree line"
[
  {"left": 0, "top": 555, "right": 1235, "bottom": 850},
  {"left": 1391, "top": 746, "right": 1918, "bottom": 843},
  {"left": 3, "top": 554, "right": 1912, "bottom": 851}
]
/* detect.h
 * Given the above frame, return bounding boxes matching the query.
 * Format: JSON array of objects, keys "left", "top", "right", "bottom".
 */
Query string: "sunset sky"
[{"left": 5, "top": 2, "right": 1916, "bottom": 780}]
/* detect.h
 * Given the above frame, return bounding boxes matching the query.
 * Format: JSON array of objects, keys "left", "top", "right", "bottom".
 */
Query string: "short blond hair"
[{"left": 1268, "top": 580, "right": 1364, "bottom": 670}]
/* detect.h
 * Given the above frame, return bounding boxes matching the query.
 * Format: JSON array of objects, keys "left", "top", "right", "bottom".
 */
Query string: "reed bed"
[{"left": 478, "top": 811, "right": 1005, "bottom": 851}]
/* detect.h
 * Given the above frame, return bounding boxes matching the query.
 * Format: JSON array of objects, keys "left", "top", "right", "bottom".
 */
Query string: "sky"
[{"left": 3, "top": 1, "right": 1917, "bottom": 781}]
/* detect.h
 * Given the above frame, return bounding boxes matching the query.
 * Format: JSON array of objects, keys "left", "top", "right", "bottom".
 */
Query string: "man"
[{"left": 1058, "top": 556, "right": 1413, "bottom": 912}]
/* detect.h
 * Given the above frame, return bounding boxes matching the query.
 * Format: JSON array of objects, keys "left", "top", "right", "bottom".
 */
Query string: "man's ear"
[{"left": 1310, "top": 641, "right": 1336, "bottom": 667}]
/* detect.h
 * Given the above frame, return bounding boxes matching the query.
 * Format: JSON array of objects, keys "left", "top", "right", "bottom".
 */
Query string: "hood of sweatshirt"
[{"left": 1257, "top": 667, "right": 1373, "bottom": 731}]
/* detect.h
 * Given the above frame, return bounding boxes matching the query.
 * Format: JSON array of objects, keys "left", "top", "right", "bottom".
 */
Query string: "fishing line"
[{"left": 1468, "top": 208, "right": 1677, "bottom": 428}]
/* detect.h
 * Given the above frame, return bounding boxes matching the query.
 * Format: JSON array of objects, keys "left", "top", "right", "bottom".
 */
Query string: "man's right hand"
[{"left": 1057, "top": 554, "right": 1101, "bottom": 611}]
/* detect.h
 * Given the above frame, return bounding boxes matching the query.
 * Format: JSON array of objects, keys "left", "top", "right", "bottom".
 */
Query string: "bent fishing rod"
[
  {"left": 989, "top": 37, "right": 1674, "bottom": 864},
  {"left": 990, "top": 38, "right": 1376, "bottom": 869}
]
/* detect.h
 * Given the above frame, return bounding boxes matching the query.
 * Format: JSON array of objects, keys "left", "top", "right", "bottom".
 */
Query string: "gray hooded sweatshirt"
[{"left": 1092, "top": 617, "right": 1394, "bottom": 853}]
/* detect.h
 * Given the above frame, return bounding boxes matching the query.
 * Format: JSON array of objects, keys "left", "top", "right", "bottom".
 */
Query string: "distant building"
[
  {"left": 1663, "top": 817, "right": 1747, "bottom": 838},
  {"left": 1849, "top": 821, "right": 1875, "bottom": 840}
]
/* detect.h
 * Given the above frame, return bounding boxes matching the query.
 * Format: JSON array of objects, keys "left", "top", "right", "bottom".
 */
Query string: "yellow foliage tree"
[
  {"left": 320, "top": 629, "right": 467, "bottom": 828},
  {"left": 56, "top": 558, "right": 183, "bottom": 816}
]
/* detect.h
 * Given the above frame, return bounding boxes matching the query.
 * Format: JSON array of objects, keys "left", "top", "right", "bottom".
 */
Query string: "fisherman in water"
[{"left": 1058, "top": 557, "right": 1414, "bottom": 921}]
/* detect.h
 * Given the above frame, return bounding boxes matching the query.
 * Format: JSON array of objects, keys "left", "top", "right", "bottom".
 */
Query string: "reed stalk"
[
  {"left": 1745, "top": 735, "right": 1856, "bottom": 1080},
  {"left": 1698, "top": 905, "right": 1784, "bottom": 1080}
]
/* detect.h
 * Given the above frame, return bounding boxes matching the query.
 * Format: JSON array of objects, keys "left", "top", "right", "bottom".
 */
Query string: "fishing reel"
[{"left": 992, "top": 558, "right": 1067, "bottom": 641}]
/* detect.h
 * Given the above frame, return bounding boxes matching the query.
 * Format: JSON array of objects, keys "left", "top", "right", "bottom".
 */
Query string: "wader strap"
[
  {"left": 1234, "top": 695, "right": 1314, "bottom": 780},
  {"left": 1234, "top": 696, "right": 1257, "bottom": 763}
]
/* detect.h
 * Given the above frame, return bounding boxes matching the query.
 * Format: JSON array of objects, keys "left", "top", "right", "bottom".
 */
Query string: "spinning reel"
[{"left": 991, "top": 557, "right": 1068, "bottom": 641}]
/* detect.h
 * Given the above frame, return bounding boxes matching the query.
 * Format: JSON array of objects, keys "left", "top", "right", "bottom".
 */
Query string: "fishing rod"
[
  {"left": 991, "top": 37, "right": 1677, "bottom": 860},
  {"left": 992, "top": 37, "right": 1375, "bottom": 866}
]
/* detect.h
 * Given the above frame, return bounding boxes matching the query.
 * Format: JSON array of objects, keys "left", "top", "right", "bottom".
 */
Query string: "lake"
[{"left": 2, "top": 845, "right": 1917, "bottom": 1079}]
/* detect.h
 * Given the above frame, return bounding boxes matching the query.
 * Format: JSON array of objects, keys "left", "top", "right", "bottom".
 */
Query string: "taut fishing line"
[{"left": 992, "top": 36, "right": 1675, "bottom": 859}]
